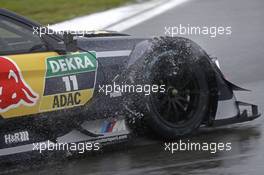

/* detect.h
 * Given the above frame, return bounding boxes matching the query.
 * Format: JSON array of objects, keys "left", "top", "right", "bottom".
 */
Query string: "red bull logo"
[{"left": 0, "top": 56, "right": 39, "bottom": 113}]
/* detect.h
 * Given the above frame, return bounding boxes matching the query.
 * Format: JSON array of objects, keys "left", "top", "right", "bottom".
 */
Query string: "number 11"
[{"left": 62, "top": 75, "right": 79, "bottom": 92}]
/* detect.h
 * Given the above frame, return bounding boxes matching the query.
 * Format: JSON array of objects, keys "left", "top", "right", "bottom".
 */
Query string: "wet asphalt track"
[{"left": 9, "top": 0, "right": 264, "bottom": 174}]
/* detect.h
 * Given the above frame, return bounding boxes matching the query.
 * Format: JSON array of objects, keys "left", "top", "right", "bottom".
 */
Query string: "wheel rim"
[{"left": 149, "top": 58, "right": 201, "bottom": 127}]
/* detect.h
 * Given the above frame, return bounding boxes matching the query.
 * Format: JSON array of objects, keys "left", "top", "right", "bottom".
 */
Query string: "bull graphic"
[{"left": 0, "top": 56, "right": 39, "bottom": 113}]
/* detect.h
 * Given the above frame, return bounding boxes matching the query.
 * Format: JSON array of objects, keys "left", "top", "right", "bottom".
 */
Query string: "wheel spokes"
[
  {"left": 151, "top": 60, "right": 200, "bottom": 126},
  {"left": 174, "top": 99, "right": 186, "bottom": 112},
  {"left": 171, "top": 101, "right": 180, "bottom": 122}
]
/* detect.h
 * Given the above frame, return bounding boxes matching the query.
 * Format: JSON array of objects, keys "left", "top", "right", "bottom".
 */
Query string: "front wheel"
[
  {"left": 146, "top": 53, "right": 209, "bottom": 138},
  {"left": 126, "top": 37, "right": 211, "bottom": 139}
]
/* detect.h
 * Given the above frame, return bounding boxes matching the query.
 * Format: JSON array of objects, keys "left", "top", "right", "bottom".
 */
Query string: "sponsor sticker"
[
  {"left": 0, "top": 56, "right": 39, "bottom": 113},
  {"left": 4, "top": 131, "right": 29, "bottom": 145},
  {"left": 40, "top": 52, "right": 97, "bottom": 111}
]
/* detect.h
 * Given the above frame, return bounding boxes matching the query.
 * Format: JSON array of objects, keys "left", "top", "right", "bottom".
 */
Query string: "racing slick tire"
[{"left": 125, "top": 37, "right": 210, "bottom": 139}]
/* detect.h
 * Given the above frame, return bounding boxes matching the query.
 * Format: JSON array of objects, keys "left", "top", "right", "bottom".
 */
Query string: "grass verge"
[{"left": 0, "top": 0, "right": 134, "bottom": 25}]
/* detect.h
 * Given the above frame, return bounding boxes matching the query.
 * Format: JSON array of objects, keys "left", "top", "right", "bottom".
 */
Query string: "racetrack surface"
[{"left": 10, "top": 0, "right": 264, "bottom": 174}]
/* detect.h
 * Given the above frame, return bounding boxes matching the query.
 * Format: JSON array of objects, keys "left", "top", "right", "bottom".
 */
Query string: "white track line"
[
  {"left": 51, "top": 0, "right": 189, "bottom": 32},
  {"left": 107, "top": 0, "right": 189, "bottom": 31}
]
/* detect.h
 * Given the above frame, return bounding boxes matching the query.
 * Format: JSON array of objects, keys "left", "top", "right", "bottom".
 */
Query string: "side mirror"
[
  {"left": 40, "top": 30, "right": 78, "bottom": 55},
  {"left": 63, "top": 33, "right": 78, "bottom": 53}
]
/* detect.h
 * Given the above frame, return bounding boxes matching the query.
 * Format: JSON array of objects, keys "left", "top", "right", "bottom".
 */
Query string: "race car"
[{"left": 0, "top": 8, "right": 260, "bottom": 161}]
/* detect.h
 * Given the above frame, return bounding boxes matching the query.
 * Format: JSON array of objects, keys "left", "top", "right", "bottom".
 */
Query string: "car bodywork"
[{"left": 0, "top": 9, "right": 260, "bottom": 160}]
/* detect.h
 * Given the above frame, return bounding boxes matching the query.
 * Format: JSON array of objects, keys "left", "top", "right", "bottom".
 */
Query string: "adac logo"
[{"left": 0, "top": 56, "right": 39, "bottom": 113}]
